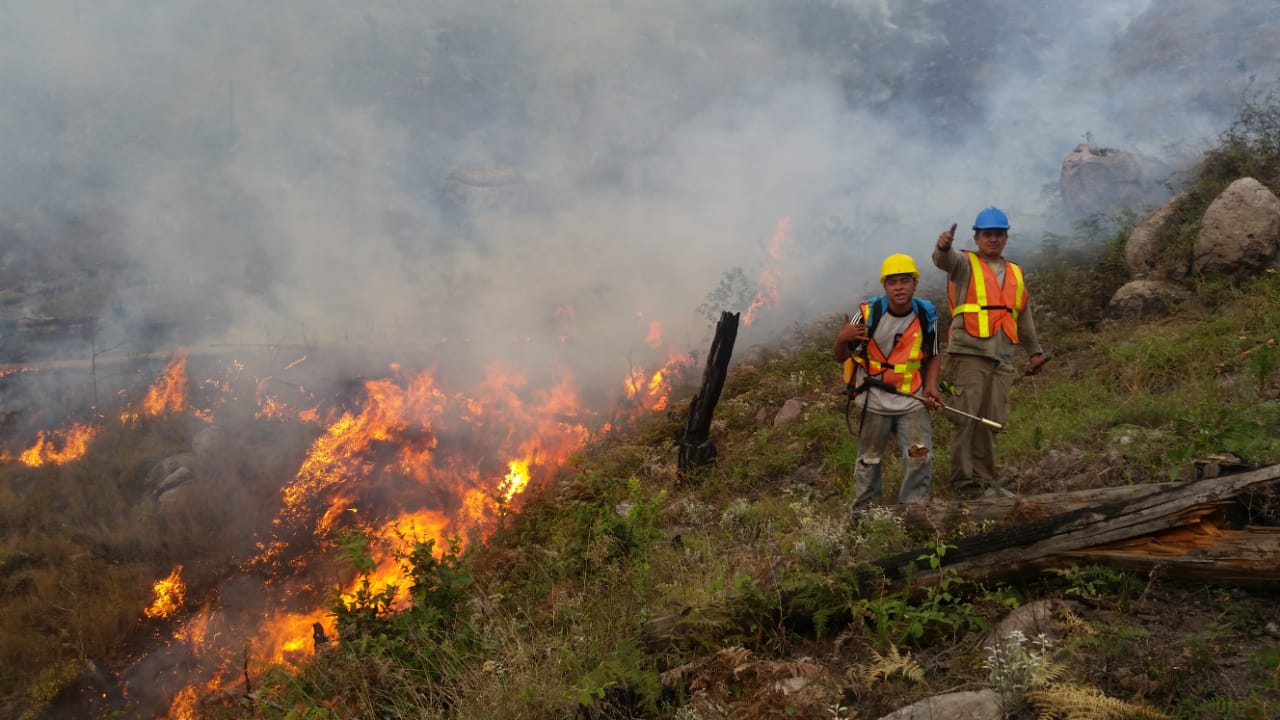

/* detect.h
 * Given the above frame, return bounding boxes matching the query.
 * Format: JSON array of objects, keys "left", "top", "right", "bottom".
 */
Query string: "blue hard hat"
[{"left": 972, "top": 206, "right": 1010, "bottom": 231}]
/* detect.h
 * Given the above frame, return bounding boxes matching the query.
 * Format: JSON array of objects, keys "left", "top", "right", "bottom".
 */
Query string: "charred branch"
[{"left": 678, "top": 311, "right": 739, "bottom": 474}]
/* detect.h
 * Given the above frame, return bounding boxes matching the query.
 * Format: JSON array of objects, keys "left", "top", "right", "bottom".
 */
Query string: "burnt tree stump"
[{"left": 678, "top": 311, "right": 739, "bottom": 474}]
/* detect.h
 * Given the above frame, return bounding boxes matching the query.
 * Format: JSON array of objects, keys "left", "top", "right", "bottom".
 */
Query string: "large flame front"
[
  {"left": 220, "top": 361, "right": 597, "bottom": 678},
  {"left": 0, "top": 335, "right": 691, "bottom": 717}
]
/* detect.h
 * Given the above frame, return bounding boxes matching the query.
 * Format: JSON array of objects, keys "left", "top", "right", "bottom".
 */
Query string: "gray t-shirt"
[{"left": 847, "top": 307, "right": 936, "bottom": 416}]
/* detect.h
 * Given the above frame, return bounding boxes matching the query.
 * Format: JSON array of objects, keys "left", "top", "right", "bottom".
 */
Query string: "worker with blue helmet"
[{"left": 932, "top": 207, "right": 1048, "bottom": 499}]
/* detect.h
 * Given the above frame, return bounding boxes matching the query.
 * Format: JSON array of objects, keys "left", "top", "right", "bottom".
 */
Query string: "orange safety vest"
[
  {"left": 849, "top": 300, "right": 926, "bottom": 394},
  {"left": 949, "top": 251, "right": 1027, "bottom": 343}
]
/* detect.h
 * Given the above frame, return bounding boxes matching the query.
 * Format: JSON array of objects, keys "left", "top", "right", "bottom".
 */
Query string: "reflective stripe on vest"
[
  {"left": 850, "top": 301, "right": 926, "bottom": 393},
  {"left": 948, "top": 252, "right": 1027, "bottom": 343}
]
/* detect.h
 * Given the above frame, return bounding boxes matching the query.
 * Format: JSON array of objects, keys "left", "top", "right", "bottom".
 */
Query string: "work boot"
[
  {"left": 982, "top": 483, "right": 1016, "bottom": 498},
  {"left": 850, "top": 493, "right": 880, "bottom": 516}
]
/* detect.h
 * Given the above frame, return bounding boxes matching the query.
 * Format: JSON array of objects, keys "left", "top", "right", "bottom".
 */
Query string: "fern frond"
[
  {"left": 1027, "top": 658, "right": 1071, "bottom": 688},
  {"left": 1029, "top": 682, "right": 1167, "bottom": 719},
  {"left": 861, "top": 645, "right": 924, "bottom": 685},
  {"left": 1057, "top": 604, "right": 1096, "bottom": 639}
]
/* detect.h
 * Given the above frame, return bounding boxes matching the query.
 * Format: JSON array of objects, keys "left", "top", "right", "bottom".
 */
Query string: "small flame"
[
  {"left": 624, "top": 354, "right": 691, "bottom": 413},
  {"left": 143, "top": 352, "right": 190, "bottom": 415},
  {"left": 743, "top": 216, "right": 793, "bottom": 325},
  {"left": 645, "top": 320, "right": 663, "bottom": 349},
  {"left": 16, "top": 422, "right": 96, "bottom": 466},
  {"left": 145, "top": 565, "right": 186, "bottom": 620},
  {"left": 121, "top": 352, "right": 190, "bottom": 423}
]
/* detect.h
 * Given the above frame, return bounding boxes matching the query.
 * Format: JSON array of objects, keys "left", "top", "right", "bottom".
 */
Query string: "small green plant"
[
  {"left": 822, "top": 437, "right": 859, "bottom": 482},
  {"left": 1248, "top": 341, "right": 1278, "bottom": 395},
  {"left": 1046, "top": 564, "right": 1138, "bottom": 601},
  {"left": 839, "top": 544, "right": 989, "bottom": 649},
  {"left": 1250, "top": 644, "right": 1280, "bottom": 684},
  {"left": 404, "top": 536, "right": 473, "bottom": 630}
]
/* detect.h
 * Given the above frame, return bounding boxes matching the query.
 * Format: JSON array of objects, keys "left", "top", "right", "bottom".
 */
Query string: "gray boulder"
[
  {"left": 143, "top": 453, "right": 196, "bottom": 494},
  {"left": 773, "top": 398, "right": 804, "bottom": 427},
  {"left": 876, "top": 689, "right": 1002, "bottom": 720},
  {"left": 1107, "top": 279, "right": 1192, "bottom": 318},
  {"left": 1124, "top": 191, "right": 1192, "bottom": 280},
  {"left": 1193, "top": 177, "right": 1280, "bottom": 277}
]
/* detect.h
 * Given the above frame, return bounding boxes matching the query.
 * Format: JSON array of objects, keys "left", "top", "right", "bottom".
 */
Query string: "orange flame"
[
  {"left": 501, "top": 458, "right": 531, "bottom": 503},
  {"left": 143, "top": 352, "right": 190, "bottom": 415},
  {"left": 121, "top": 352, "right": 190, "bottom": 423},
  {"left": 16, "top": 422, "right": 96, "bottom": 466},
  {"left": 278, "top": 372, "right": 447, "bottom": 534},
  {"left": 645, "top": 321, "right": 663, "bottom": 349},
  {"left": 145, "top": 565, "right": 187, "bottom": 620},
  {"left": 624, "top": 354, "right": 692, "bottom": 413},
  {"left": 166, "top": 686, "right": 200, "bottom": 720},
  {"left": 743, "top": 216, "right": 793, "bottom": 325}
]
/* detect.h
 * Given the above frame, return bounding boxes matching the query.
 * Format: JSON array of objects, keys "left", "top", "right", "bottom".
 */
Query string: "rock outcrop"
[
  {"left": 1108, "top": 176, "right": 1280, "bottom": 317},
  {"left": 1192, "top": 177, "right": 1280, "bottom": 277},
  {"left": 1060, "top": 144, "right": 1172, "bottom": 219}
]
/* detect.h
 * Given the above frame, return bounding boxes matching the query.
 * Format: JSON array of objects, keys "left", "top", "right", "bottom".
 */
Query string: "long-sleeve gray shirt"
[{"left": 931, "top": 246, "right": 1044, "bottom": 366}]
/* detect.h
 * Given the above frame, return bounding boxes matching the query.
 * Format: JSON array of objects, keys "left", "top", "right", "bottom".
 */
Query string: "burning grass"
[{"left": 0, "top": 341, "right": 696, "bottom": 718}]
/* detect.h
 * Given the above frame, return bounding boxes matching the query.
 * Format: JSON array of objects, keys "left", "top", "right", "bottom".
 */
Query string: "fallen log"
[
  {"left": 895, "top": 482, "right": 1181, "bottom": 528},
  {"left": 872, "top": 463, "right": 1280, "bottom": 591},
  {"left": 645, "top": 467, "right": 1280, "bottom": 649}
]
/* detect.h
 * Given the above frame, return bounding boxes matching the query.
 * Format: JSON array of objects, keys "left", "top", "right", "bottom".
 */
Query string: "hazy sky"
[{"left": 0, "top": 0, "right": 1263, "bottom": 391}]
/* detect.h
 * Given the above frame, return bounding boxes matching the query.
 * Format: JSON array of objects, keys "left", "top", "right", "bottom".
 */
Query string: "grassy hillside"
[
  {"left": 188, "top": 264, "right": 1280, "bottom": 720},
  {"left": 5, "top": 96, "right": 1280, "bottom": 720}
]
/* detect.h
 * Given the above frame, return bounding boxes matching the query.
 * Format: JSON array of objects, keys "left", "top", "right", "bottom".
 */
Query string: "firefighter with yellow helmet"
[
  {"left": 933, "top": 207, "right": 1048, "bottom": 498},
  {"left": 832, "top": 253, "right": 943, "bottom": 511}
]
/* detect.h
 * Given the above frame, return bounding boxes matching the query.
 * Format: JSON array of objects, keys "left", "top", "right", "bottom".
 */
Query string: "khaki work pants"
[{"left": 943, "top": 353, "right": 1015, "bottom": 489}]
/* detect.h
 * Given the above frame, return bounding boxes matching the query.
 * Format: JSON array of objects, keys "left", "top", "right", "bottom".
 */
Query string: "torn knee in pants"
[{"left": 906, "top": 445, "right": 930, "bottom": 466}]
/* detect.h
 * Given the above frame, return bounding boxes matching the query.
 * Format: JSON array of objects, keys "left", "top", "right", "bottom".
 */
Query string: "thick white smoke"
[{"left": 0, "top": 0, "right": 1268, "bottom": 394}]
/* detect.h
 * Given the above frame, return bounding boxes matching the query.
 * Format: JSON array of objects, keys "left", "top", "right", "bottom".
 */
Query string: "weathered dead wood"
[
  {"left": 1057, "top": 524, "right": 1280, "bottom": 587},
  {"left": 678, "top": 311, "right": 739, "bottom": 473},
  {"left": 872, "top": 463, "right": 1280, "bottom": 591},
  {"left": 894, "top": 483, "right": 1181, "bottom": 528}
]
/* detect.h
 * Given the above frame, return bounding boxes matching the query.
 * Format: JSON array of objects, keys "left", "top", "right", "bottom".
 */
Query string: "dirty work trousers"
[
  {"left": 944, "top": 353, "right": 1015, "bottom": 488},
  {"left": 852, "top": 406, "right": 933, "bottom": 507}
]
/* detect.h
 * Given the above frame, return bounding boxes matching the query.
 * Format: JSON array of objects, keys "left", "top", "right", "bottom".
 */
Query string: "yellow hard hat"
[{"left": 879, "top": 253, "right": 919, "bottom": 283}]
